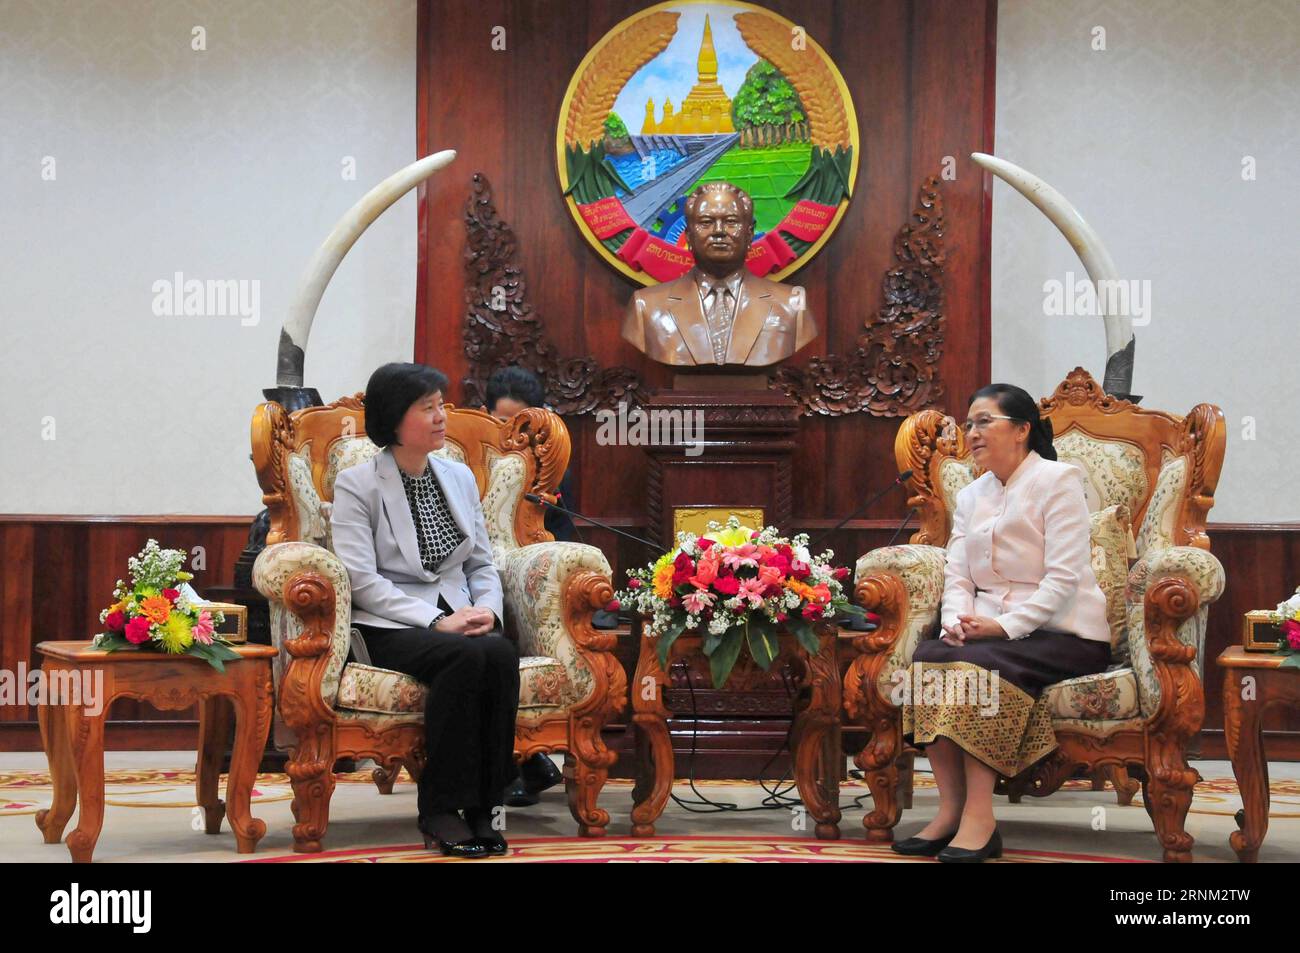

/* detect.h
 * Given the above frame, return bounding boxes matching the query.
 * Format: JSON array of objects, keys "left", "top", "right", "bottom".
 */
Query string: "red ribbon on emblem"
[
  {"left": 616, "top": 228, "right": 695, "bottom": 282},
  {"left": 745, "top": 231, "right": 797, "bottom": 277},
  {"left": 576, "top": 196, "right": 637, "bottom": 240},
  {"left": 773, "top": 199, "right": 839, "bottom": 243}
]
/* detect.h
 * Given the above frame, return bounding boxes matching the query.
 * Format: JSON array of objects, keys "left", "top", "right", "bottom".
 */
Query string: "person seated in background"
[
  {"left": 485, "top": 365, "right": 577, "bottom": 542},
  {"left": 483, "top": 365, "right": 569, "bottom": 806},
  {"left": 331, "top": 362, "right": 518, "bottom": 859}
]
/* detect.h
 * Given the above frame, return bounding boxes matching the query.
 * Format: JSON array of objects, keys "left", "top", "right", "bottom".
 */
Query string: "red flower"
[
  {"left": 698, "top": 537, "right": 716, "bottom": 550},
  {"left": 763, "top": 552, "right": 791, "bottom": 577},
  {"left": 162, "top": 588, "right": 180, "bottom": 603},
  {"left": 866, "top": 611, "right": 881, "bottom": 625},
  {"left": 605, "top": 599, "right": 620, "bottom": 612},
  {"left": 713, "top": 575, "right": 740, "bottom": 596},
  {"left": 776, "top": 612, "right": 788, "bottom": 622},
  {"left": 833, "top": 566, "right": 850, "bottom": 582},
  {"left": 104, "top": 610, "right": 126, "bottom": 632},
  {"left": 628, "top": 578, "right": 643, "bottom": 589},
  {"left": 750, "top": 531, "right": 761, "bottom": 539},
  {"left": 124, "top": 616, "right": 151, "bottom": 644},
  {"left": 777, "top": 544, "right": 793, "bottom": 559},
  {"left": 674, "top": 551, "right": 694, "bottom": 572},
  {"left": 801, "top": 603, "right": 825, "bottom": 621},
  {"left": 1283, "top": 619, "right": 1300, "bottom": 650},
  {"left": 791, "top": 559, "right": 811, "bottom": 580}
]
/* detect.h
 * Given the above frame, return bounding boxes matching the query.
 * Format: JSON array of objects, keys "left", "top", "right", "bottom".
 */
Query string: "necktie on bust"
[{"left": 699, "top": 275, "right": 739, "bottom": 365}]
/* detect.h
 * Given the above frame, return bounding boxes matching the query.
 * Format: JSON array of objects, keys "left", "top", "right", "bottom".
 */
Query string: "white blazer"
[
  {"left": 941, "top": 449, "right": 1111, "bottom": 643},
  {"left": 330, "top": 447, "right": 504, "bottom": 630}
]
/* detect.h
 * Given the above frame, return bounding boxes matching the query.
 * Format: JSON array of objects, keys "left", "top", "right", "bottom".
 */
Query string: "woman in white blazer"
[
  {"left": 891, "top": 383, "right": 1111, "bottom": 863},
  {"left": 330, "top": 363, "right": 517, "bottom": 859}
]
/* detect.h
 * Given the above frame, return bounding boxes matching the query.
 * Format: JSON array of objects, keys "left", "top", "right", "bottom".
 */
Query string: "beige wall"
[
  {"left": 1, "top": 0, "right": 418, "bottom": 515},
  {"left": 991, "top": 0, "right": 1299, "bottom": 522}
]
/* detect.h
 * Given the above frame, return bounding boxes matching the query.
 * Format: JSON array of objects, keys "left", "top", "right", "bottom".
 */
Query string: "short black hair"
[
  {"left": 485, "top": 365, "right": 545, "bottom": 412},
  {"left": 365, "top": 362, "right": 448, "bottom": 448}
]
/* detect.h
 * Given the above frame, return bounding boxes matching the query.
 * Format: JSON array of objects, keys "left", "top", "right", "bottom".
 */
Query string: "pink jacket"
[{"left": 941, "top": 449, "right": 1111, "bottom": 643}]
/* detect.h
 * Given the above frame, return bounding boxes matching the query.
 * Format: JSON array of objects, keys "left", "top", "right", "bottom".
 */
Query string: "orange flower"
[
  {"left": 653, "top": 563, "right": 675, "bottom": 600},
  {"left": 139, "top": 595, "right": 173, "bottom": 625}
]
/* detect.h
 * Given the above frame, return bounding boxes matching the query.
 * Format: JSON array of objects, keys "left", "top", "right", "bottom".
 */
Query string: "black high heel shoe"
[
  {"left": 937, "top": 828, "right": 1002, "bottom": 863},
  {"left": 890, "top": 831, "right": 956, "bottom": 857},
  {"left": 418, "top": 817, "right": 489, "bottom": 859}
]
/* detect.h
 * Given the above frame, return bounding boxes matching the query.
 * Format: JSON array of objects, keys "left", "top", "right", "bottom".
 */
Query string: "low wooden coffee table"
[
  {"left": 630, "top": 627, "right": 842, "bottom": 839},
  {"left": 1217, "top": 646, "right": 1300, "bottom": 863},
  {"left": 33, "top": 640, "right": 276, "bottom": 863}
]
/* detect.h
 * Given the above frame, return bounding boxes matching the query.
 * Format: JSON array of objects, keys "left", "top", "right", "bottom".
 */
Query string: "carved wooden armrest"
[
  {"left": 252, "top": 541, "right": 351, "bottom": 726},
  {"left": 846, "top": 544, "right": 946, "bottom": 719},
  {"left": 497, "top": 541, "right": 624, "bottom": 712}
]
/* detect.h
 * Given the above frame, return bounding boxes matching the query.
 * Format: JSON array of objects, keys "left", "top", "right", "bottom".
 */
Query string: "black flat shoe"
[
  {"left": 520, "top": 753, "right": 563, "bottom": 794},
  {"left": 475, "top": 832, "right": 508, "bottom": 856},
  {"left": 504, "top": 776, "right": 540, "bottom": 807},
  {"left": 937, "top": 829, "right": 1002, "bottom": 863},
  {"left": 890, "top": 831, "right": 956, "bottom": 856}
]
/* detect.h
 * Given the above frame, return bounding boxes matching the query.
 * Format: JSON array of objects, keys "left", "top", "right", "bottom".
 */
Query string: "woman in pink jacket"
[{"left": 891, "top": 383, "right": 1112, "bottom": 863}]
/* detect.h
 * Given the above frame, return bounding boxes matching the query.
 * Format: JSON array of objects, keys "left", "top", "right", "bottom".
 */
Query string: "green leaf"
[
  {"left": 786, "top": 617, "right": 820, "bottom": 655},
  {"left": 746, "top": 618, "right": 779, "bottom": 670},
  {"left": 1279, "top": 653, "right": 1300, "bottom": 670},
  {"left": 708, "top": 630, "right": 746, "bottom": 689},
  {"left": 656, "top": 617, "right": 688, "bottom": 669}
]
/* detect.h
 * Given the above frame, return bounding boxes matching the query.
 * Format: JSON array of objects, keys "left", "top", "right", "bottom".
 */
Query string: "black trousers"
[{"left": 355, "top": 619, "right": 520, "bottom": 816}]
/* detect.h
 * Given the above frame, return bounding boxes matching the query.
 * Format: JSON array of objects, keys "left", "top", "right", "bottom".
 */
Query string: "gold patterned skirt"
[{"left": 901, "top": 631, "right": 1111, "bottom": 778}]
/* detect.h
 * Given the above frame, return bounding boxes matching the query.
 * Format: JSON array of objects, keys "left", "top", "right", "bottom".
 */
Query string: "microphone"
[
  {"left": 523, "top": 493, "right": 663, "bottom": 554},
  {"left": 808, "top": 469, "right": 913, "bottom": 551}
]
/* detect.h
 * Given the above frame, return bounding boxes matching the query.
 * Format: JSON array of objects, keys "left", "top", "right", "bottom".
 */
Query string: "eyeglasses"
[{"left": 960, "top": 414, "right": 1020, "bottom": 435}]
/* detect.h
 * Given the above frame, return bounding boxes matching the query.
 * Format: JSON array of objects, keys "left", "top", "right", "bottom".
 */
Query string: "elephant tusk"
[
  {"left": 971, "top": 152, "right": 1135, "bottom": 399},
  {"left": 276, "top": 149, "right": 458, "bottom": 388}
]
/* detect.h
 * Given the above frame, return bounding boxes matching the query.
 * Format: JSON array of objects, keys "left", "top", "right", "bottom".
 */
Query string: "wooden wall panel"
[
  {"left": 417, "top": 0, "right": 996, "bottom": 530},
  {"left": 0, "top": 517, "right": 252, "bottom": 750}
]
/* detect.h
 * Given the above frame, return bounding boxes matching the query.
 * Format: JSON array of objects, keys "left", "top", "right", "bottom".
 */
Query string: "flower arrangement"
[
  {"left": 95, "top": 539, "right": 241, "bottom": 671},
  {"left": 615, "top": 516, "right": 870, "bottom": 688},
  {"left": 1265, "top": 585, "right": 1300, "bottom": 669}
]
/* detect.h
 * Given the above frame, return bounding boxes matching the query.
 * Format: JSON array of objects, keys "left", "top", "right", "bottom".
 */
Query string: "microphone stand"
[{"left": 523, "top": 493, "right": 662, "bottom": 554}]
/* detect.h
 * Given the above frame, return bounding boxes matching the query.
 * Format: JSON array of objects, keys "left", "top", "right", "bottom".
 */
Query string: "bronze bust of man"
[{"left": 620, "top": 182, "right": 817, "bottom": 367}]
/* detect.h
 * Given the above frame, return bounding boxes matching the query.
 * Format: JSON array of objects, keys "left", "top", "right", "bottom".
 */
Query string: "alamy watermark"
[
  {"left": 595, "top": 401, "right": 704, "bottom": 457},
  {"left": 889, "top": 662, "right": 1000, "bottom": 715},
  {"left": 1, "top": 664, "right": 104, "bottom": 716},
  {"left": 1042, "top": 271, "right": 1151, "bottom": 326},
  {"left": 151, "top": 271, "right": 260, "bottom": 326}
]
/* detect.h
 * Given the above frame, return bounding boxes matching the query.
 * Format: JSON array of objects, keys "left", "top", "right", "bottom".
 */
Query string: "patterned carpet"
[{"left": 4, "top": 761, "right": 1299, "bottom": 863}]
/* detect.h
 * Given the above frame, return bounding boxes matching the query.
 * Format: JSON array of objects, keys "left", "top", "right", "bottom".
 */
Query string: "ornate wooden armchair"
[
  {"left": 844, "top": 367, "right": 1226, "bottom": 862},
  {"left": 249, "top": 394, "right": 626, "bottom": 852}
]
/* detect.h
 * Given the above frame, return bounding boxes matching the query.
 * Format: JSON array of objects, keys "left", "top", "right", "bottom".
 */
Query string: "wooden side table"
[
  {"left": 33, "top": 640, "right": 276, "bottom": 863},
  {"left": 630, "top": 627, "right": 842, "bottom": 839},
  {"left": 1217, "top": 646, "right": 1300, "bottom": 863}
]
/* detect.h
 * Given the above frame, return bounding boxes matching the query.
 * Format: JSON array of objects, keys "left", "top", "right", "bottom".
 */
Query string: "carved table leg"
[
  {"left": 65, "top": 700, "right": 106, "bottom": 863},
  {"left": 35, "top": 696, "right": 77, "bottom": 844},
  {"left": 196, "top": 694, "right": 231, "bottom": 834},
  {"left": 225, "top": 666, "right": 272, "bottom": 853},
  {"left": 630, "top": 637, "right": 672, "bottom": 837},
  {"left": 792, "top": 639, "right": 842, "bottom": 840},
  {"left": 1224, "top": 670, "right": 1267, "bottom": 863}
]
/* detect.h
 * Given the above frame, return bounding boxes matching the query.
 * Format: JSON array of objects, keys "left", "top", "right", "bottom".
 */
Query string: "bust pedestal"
[
  {"left": 643, "top": 386, "right": 799, "bottom": 547},
  {"left": 637, "top": 384, "right": 805, "bottom": 777}
]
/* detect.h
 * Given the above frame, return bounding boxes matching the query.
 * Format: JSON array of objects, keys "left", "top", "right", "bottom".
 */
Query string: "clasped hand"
[
  {"left": 433, "top": 605, "right": 496, "bottom": 637},
  {"left": 939, "top": 614, "right": 1007, "bottom": 646}
]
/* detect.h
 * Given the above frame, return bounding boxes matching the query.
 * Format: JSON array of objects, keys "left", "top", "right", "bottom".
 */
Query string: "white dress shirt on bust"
[{"left": 941, "top": 448, "right": 1111, "bottom": 643}]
